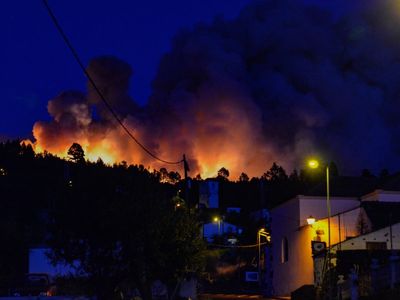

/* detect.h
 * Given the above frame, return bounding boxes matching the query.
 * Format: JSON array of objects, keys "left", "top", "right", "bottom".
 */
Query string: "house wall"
[
  {"left": 335, "top": 207, "right": 361, "bottom": 240},
  {"left": 271, "top": 196, "right": 360, "bottom": 296},
  {"left": 309, "top": 207, "right": 361, "bottom": 247},
  {"left": 361, "top": 190, "right": 400, "bottom": 202},
  {"left": 299, "top": 196, "right": 360, "bottom": 227},
  {"left": 271, "top": 198, "right": 322, "bottom": 296},
  {"left": 336, "top": 222, "right": 400, "bottom": 250},
  {"left": 271, "top": 198, "right": 308, "bottom": 296},
  {"left": 377, "top": 191, "right": 400, "bottom": 202}
]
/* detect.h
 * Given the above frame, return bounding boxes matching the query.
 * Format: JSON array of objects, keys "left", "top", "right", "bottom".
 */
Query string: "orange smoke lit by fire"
[
  {"left": 29, "top": 141, "right": 244, "bottom": 179},
  {"left": 26, "top": 137, "right": 117, "bottom": 166},
  {"left": 26, "top": 93, "right": 280, "bottom": 180},
  {"left": 25, "top": 55, "right": 292, "bottom": 180},
  {"left": 27, "top": 122, "right": 275, "bottom": 180}
]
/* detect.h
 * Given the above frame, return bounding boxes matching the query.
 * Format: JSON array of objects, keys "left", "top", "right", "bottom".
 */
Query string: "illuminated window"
[{"left": 281, "top": 237, "right": 289, "bottom": 263}]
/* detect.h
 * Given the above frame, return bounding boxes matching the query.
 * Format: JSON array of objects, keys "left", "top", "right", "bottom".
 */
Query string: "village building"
[{"left": 270, "top": 184, "right": 400, "bottom": 297}]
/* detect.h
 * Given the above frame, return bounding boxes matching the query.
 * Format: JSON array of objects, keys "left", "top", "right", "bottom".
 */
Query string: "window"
[
  {"left": 281, "top": 237, "right": 289, "bottom": 263},
  {"left": 366, "top": 242, "right": 387, "bottom": 250}
]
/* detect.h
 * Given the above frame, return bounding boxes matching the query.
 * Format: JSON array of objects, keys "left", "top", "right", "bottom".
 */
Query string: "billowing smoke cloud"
[
  {"left": 33, "top": 91, "right": 90, "bottom": 152},
  {"left": 31, "top": 0, "right": 400, "bottom": 177},
  {"left": 86, "top": 56, "right": 139, "bottom": 119}
]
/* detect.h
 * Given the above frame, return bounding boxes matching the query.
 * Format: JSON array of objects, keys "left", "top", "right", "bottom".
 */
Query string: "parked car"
[{"left": 12, "top": 273, "right": 57, "bottom": 296}]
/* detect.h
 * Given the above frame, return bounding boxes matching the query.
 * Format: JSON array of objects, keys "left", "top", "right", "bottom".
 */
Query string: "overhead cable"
[
  {"left": 42, "top": 0, "right": 183, "bottom": 165},
  {"left": 208, "top": 242, "right": 269, "bottom": 248}
]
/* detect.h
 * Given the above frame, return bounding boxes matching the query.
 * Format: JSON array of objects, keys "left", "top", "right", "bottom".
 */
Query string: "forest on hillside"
[{"left": 0, "top": 140, "right": 394, "bottom": 299}]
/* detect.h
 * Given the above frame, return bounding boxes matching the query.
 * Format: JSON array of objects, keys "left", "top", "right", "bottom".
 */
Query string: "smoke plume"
[{"left": 31, "top": 0, "right": 400, "bottom": 178}]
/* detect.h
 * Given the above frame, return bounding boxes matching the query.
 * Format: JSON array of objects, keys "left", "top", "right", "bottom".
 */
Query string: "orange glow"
[
  {"left": 310, "top": 216, "right": 348, "bottom": 246},
  {"left": 27, "top": 133, "right": 275, "bottom": 178},
  {"left": 30, "top": 141, "right": 116, "bottom": 165},
  {"left": 312, "top": 219, "right": 330, "bottom": 244},
  {"left": 27, "top": 92, "right": 289, "bottom": 179},
  {"left": 85, "top": 142, "right": 116, "bottom": 164},
  {"left": 27, "top": 116, "right": 279, "bottom": 179}
]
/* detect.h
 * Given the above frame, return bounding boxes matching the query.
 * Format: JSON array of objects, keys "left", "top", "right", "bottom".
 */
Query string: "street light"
[
  {"left": 258, "top": 228, "right": 270, "bottom": 285},
  {"left": 173, "top": 190, "right": 185, "bottom": 210},
  {"left": 306, "top": 215, "right": 316, "bottom": 225},
  {"left": 308, "top": 159, "right": 319, "bottom": 169},
  {"left": 307, "top": 159, "right": 332, "bottom": 298},
  {"left": 213, "top": 216, "right": 221, "bottom": 235}
]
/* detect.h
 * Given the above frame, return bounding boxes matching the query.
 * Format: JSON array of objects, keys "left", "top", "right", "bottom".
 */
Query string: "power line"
[
  {"left": 208, "top": 242, "right": 269, "bottom": 248},
  {"left": 42, "top": 0, "right": 183, "bottom": 165}
]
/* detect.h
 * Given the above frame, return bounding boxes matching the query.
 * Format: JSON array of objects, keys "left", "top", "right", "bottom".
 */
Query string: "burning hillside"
[{"left": 29, "top": 0, "right": 400, "bottom": 178}]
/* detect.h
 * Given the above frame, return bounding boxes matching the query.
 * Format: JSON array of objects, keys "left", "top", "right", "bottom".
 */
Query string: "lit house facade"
[
  {"left": 270, "top": 189, "right": 400, "bottom": 297},
  {"left": 270, "top": 195, "right": 360, "bottom": 296}
]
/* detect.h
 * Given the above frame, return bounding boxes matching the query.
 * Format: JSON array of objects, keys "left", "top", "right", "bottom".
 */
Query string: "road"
[
  {"left": 199, "top": 293, "right": 290, "bottom": 300},
  {"left": 0, "top": 297, "right": 89, "bottom": 300}
]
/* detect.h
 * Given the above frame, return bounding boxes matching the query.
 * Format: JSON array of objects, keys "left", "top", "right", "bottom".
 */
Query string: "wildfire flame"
[{"left": 26, "top": 97, "right": 278, "bottom": 179}]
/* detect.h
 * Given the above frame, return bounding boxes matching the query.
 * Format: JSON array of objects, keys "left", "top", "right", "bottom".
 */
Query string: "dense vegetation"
[
  {"left": 0, "top": 140, "right": 204, "bottom": 299},
  {"left": 0, "top": 140, "right": 393, "bottom": 298}
]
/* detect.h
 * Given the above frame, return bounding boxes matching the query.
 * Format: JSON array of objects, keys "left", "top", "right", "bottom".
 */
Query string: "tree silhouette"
[
  {"left": 263, "top": 162, "right": 288, "bottom": 182},
  {"left": 289, "top": 169, "right": 299, "bottom": 181},
  {"left": 168, "top": 171, "right": 181, "bottom": 184},
  {"left": 158, "top": 167, "right": 169, "bottom": 182},
  {"left": 361, "top": 169, "right": 375, "bottom": 178},
  {"left": 239, "top": 172, "right": 249, "bottom": 182},
  {"left": 67, "top": 143, "right": 85, "bottom": 163},
  {"left": 217, "top": 167, "right": 230, "bottom": 180}
]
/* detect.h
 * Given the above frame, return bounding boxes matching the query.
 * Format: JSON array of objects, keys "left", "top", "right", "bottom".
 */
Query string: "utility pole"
[
  {"left": 326, "top": 165, "right": 332, "bottom": 300},
  {"left": 183, "top": 154, "right": 190, "bottom": 212}
]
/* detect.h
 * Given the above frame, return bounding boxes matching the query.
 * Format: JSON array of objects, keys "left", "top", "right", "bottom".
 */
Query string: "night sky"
[
  {"left": 3, "top": 0, "right": 400, "bottom": 176},
  {"left": 1, "top": 0, "right": 248, "bottom": 139}
]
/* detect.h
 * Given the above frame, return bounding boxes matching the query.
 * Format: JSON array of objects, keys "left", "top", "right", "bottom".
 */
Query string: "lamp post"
[
  {"left": 213, "top": 216, "right": 221, "bottom": 235},
  {"left": 308, "top": 159, "right": 332, "bottom": 299},
  {"left": 258, "top": 228, "right": 270, "bottom": 285}
]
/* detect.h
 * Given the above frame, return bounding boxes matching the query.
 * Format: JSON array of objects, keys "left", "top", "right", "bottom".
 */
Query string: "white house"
[
  {"left": 270, "top": 189, "right": 400, "bottom": 297},
  {"left": 270, "top": 194, "right": 360, "bottom": 296}
]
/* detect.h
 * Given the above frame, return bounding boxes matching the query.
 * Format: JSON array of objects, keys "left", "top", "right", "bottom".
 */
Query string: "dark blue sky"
[
  {"left": 5, "top": 0, "right": 396, "bottom": 175},
  {"left": 1, "top": 0, "right": 249, "bottom": 139}
]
